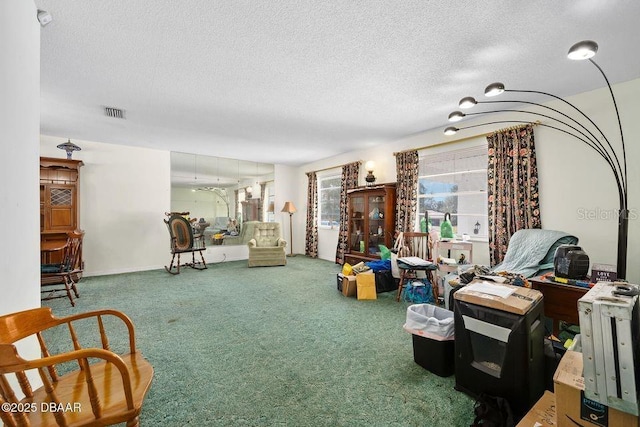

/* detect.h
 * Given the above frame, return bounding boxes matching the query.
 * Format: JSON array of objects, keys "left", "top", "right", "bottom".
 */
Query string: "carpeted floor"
[{"left": 42, "top": 256, "right": 475, "bottom": 426}]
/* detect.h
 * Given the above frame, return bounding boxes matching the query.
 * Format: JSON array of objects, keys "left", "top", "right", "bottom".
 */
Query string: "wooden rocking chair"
[
  {"left": 0, "top": 307, "right": 154, "bottom": 427},
  {"left": 164, "top": 212, "right": 207, "bottom": 274}
]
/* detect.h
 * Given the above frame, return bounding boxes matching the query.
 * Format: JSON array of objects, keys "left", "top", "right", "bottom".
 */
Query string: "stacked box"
[
  {"left": 554, "top": 350, "right": 639, "bottom": 426},
  {"left": 342, "top": 275, "right": 357, "bottom": 297}
]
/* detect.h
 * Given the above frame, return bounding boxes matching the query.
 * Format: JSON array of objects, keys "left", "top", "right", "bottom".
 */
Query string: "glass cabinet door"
[
  {"left": 349, "top": 195, "right": 365, "bottom": 253},
  {"left": 368, "top": 193, "right": 385, "bottom": 256}
]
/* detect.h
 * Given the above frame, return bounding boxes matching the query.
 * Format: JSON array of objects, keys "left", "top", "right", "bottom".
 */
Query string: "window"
[
  {"left": 318, "top": 175, "right": 341, "bottom": 228},
  {"left": 418, "top": 145, "right": 488, "bottom": 239}
]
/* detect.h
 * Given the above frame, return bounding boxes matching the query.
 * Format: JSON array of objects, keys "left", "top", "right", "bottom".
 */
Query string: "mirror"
[{"left": 170, "top": 152, "right": 275, "bottom": 245}]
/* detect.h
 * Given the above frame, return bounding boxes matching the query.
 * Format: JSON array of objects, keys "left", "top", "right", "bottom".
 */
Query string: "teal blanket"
[{"left": 493, "top": 229, "right": 578, "bottom": 278}]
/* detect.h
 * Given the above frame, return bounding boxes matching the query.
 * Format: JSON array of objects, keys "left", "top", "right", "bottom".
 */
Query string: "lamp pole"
[{"left": 288, "top": 212, "right": 295, "bottom": 257}]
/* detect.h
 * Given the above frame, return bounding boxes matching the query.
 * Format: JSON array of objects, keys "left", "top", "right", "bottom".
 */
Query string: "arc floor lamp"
[{"left": 445, "top": 40, "right": 629, "bottom": 279}]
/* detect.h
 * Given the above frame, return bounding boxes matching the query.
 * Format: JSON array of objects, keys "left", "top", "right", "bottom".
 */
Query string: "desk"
[{"left": 529, "top": 276, "right": 588, "bottom": 336}]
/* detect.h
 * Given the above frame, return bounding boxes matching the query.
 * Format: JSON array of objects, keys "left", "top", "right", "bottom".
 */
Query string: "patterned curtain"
[
  {"left": 335, "top": 162, "right": 360, "bottom": 264},
  {"left": 487, "top": 124, "right": 541, "bottom": 266},
  {"left": 395, "top": 150, "right": 419, "bottom": 232},
  {"left": 305, "top": 172, "right": 319, "bottom": 258}
]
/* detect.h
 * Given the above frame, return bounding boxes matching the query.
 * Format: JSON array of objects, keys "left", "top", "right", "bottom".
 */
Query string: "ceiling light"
[{"left": 444, "top": 127, "right": 459, "bottom": 136}]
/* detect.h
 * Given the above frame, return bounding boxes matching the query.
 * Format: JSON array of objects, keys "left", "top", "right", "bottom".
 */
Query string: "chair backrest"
[
  {"left": 64, "top": 230, "right": 84, "bottom": 271},
  {"left": 165, "top": 213, "right": 195, "bottom": 251},
  {"left": 252, "top": 222, "right": 282, "bottom": 247},
  {"left": 402, "top": 232, "right": 431, "bottom": 260}
]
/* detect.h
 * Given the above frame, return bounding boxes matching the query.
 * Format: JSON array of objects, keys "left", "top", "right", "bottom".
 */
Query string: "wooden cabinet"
[
  {"left": 40, "top": 157, "right": 83, "bottom": 264},
  {"left": 345, "top": 184, "right": 396, "bottom": 265}
]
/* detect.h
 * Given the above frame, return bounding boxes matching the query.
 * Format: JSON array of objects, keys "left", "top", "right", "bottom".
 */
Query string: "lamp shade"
[
  {"left": 365, "top": 160, "right": 376, "bottom": 173},
  {"left": 484, "top": 82, "right": 505, "bottom": 97},
  {"left": 459, "top": 97, "right": 477, "bottom": 109},
  {"left": 567, "top": 40, "right": 598, "bottom": 60},
  {"left": 267, "top": 202, "right": 275, "bottom": 213},
  {"left": 281, "top": 201, "right": 297, "bottom": 214},
  {"left": 448, "top": 111, "right": 466, "bottom": 122}
]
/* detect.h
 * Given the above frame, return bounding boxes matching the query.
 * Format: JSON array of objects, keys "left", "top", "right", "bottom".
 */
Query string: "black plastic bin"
[{"left": 403, "top": 304, "right": 455, "bottom": 377}]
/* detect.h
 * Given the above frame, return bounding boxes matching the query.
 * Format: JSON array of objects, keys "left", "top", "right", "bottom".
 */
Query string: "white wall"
[
  {"left": 40, "top": 136, "right": 171, "bottom": 276},
  {"left": 1, "top": 1, "right": 41, "bottom": 315},
  {"left": 294, "top": 79, "right": 640, "bottom": 283}
]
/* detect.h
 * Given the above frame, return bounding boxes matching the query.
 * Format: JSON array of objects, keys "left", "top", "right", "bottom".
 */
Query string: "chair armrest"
[
  {"left": 248, "top": 239, "right": 257, "bottom": 248},
  {"left": 277, "top": 238, "right": 287, "bottom": 248}
]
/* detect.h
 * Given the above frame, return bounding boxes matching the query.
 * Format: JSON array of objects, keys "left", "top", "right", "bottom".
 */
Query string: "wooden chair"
[
  {"left": 41, "top": 230, "right": 84, "bottom": 306},
  {"left": 0, "top": 307, "right": 154, "bottom": 427},
  {"left": 395, "top": 232, "right": 439, "bottom": 302},
  {"left": 164, "top": 212, "right": 207, "bottom": 274}
]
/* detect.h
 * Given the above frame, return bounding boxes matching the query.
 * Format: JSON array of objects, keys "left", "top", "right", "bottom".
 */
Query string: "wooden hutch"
[
  {"left": 344, "top": 183, "right": 396, "bottom": 265},
  {"left": 40, "top": 157, "right": 83, "bottom": 265}
]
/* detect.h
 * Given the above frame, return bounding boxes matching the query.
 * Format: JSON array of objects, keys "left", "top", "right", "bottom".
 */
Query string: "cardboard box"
[
  {"left": 342, "top": 275, "right": 357, "bottom": 297},
  {"left": 553, "top": 350, "right": 639, "bottom": 427},
  {"left": 517, "top": 390, "right": 557, "bottom": 427},
  {"left": 453, "top": 280, "right": 542, "bottom": 315}
]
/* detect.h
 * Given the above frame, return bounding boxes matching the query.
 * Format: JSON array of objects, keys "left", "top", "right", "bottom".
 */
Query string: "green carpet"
[{"left": 42, "top": 256, "right": 475, "bottom": 426}]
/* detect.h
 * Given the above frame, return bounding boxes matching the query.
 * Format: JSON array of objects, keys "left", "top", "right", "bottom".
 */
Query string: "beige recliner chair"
[{"left": 247, "top": 222, "right": 287, "bottom": 267}]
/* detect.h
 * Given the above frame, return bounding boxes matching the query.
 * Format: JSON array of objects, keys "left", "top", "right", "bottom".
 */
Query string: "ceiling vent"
[{"left": 104, "top": 106, "right": 125, "bottom": 119}]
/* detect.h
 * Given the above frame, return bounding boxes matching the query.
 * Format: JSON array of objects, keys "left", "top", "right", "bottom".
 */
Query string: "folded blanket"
[{"left": 493, "top": 229, "right": 578, "bottom": 278}]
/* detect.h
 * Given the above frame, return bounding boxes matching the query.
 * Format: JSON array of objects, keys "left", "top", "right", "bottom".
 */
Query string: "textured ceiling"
[{"left": 35, "top": 0, "right": 640, "bottom": 166}]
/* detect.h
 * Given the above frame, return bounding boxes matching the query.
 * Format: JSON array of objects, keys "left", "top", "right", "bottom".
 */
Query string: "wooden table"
[{"left": 529, "top": 276, "right": 589, "bottom": 336}]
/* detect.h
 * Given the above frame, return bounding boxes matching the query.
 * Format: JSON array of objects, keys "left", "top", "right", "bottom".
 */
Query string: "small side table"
[{"left": 529, "top": 276, "right": 589, "bottom": 336}]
